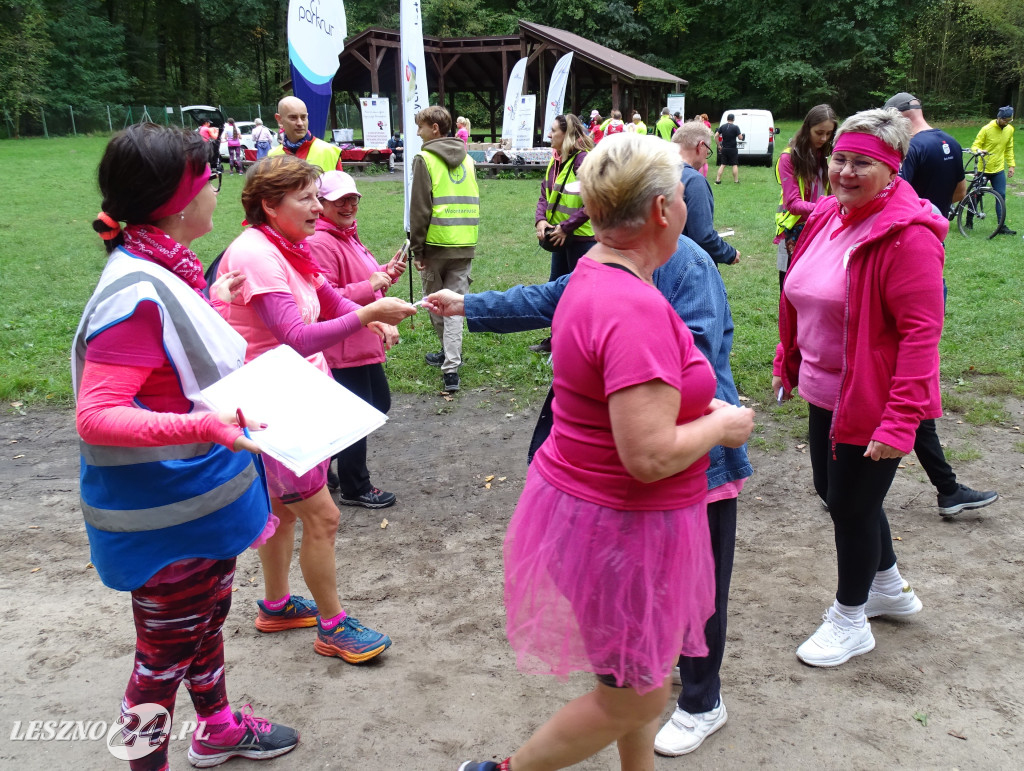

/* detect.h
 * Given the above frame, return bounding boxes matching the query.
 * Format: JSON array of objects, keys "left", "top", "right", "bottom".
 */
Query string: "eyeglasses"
[
  {"left": 829, "top": 156, "right": 880, "bottom": 176},
  {"left": 698, "top": 140, "right": 711, "bottom": 154}
]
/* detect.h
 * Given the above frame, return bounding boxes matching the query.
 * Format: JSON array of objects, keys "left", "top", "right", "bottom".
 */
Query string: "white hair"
[{"left": 835, "top": 108, "right": 912, "bottom": 157}]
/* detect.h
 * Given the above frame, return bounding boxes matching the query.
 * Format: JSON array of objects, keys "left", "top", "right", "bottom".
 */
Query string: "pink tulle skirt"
[
  {"left": 504, "top": 467, "right": 715, "bottom": 694},
  {"left": 263, "top": 456, "right": 329, "bottom": 503}
]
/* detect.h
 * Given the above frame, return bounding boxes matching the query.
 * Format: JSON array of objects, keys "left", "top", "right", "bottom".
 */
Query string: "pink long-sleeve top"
[
  {"left": 774, "top": 178, "right": 948, "bottom": 453},
  {"left": 76, "top": 300, "right": 242, "bottom": 449},
  {"left": 307, "top": 220, "right": 388, "bottom": 369},
  {"left": 216, "top": 226, "right": 363, "bottom": 375}
]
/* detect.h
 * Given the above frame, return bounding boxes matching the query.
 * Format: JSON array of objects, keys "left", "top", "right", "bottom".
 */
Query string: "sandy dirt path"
[{"left": 0, "top": 391, "right": 1020, "bottom": 769}]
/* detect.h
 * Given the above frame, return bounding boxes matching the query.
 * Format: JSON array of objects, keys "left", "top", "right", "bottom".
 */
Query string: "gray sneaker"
[{"left": 937, "top": 484, "right": 998, "bottom": 516}]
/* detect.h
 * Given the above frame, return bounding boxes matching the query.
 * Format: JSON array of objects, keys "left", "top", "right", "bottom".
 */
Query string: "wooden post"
[{"left": 370, "top": 42, "right": 380, "bottom": 95}]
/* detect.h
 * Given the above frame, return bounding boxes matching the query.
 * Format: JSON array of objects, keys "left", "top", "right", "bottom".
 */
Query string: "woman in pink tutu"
[{"left": 459, "top": 133, "right": 755, "bottom": 771}]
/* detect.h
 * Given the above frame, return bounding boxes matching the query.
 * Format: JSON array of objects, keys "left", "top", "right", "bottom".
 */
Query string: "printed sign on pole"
[
  {"left": 667, "top": 93, "right": 686, "bottom": 120},
  {"left": 360, "top": 98, "right": 391, "bottom": 148},
  {"left": 501, "top": 58, "right": 528, "bottom": 144},
  {"left": 542, "top": 52, "right": 573, "bottom": 142},
  {"left": 513, "top": 95, "right": 536, "bottom": 149},
  {"left": 400, "top": 0, "right": 429, "bottom": 232}
]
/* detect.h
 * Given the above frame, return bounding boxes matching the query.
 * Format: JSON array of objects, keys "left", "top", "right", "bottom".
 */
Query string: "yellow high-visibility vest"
[
  {"left": 544, "top": 152, "right": 594, "bottom": 238},
  {"left": 421, "top": 150, "right": 480, "bottom": 247}
]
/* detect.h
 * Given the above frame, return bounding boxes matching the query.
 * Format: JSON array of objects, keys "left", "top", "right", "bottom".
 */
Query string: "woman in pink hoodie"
[
  {"left": 773, "top": 108, "right": 947, "bottom": 669},
  {"left": 308, "top": 171, "right": 407, "bottom": 509}
]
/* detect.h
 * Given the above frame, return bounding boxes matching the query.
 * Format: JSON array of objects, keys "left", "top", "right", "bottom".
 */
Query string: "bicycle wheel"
[{"left": 956, "top": 187, "right": 1005, "bottom": 239}]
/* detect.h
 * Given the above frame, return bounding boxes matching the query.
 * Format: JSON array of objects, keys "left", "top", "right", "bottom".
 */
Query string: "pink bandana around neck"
[
  {"left": 832, "top": 133, "right": 902, "bottom": 173},
  {"left": 122, "top": 224, "right": 207, "bottom": 292}
]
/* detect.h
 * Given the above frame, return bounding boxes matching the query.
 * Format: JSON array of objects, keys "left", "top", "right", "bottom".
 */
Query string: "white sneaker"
[
  {"left": 654, "top": 700, "right": 727, "bottom": 756},
  {"left": 796, "top": 609, "right": 875, "bottom": 667},
  {"left": 865, "top": 582, "right": 923, "bottom": 618}
]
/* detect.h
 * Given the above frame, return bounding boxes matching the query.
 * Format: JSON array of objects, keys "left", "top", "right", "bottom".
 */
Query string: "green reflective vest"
[
  {"left": 421, "top": 150, "right": 480, "bottom": 247},
  {"left": 544, "top": 153, "right": 594, "bottom": 238},
  {"left": 775, "top": 147, "right": 807, "bottom": 236},
  {"left": 655, "top": 115, "right": 676, "bottom": 141},
  {"left": 269, "top": 137, "right": 342, "bottom": 173}
]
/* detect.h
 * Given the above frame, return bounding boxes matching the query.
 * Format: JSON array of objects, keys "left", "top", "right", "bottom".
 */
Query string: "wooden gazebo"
[{"left": 332, "top": 20, "right": 687, "bottom": 143}]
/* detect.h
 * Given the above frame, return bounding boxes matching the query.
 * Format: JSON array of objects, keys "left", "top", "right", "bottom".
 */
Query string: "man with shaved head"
[{"left": 269, "top": 95, "right": 343, "bottom": 172}]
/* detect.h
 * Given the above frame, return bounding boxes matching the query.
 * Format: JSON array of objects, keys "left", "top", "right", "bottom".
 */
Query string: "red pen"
[{"left": 236, "top": 408, "right": 252, "bottom": 440}]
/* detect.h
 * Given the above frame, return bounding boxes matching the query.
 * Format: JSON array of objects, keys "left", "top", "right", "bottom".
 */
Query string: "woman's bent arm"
[{"left": 609, "top": 380, "right": 754, "bottom": 483}]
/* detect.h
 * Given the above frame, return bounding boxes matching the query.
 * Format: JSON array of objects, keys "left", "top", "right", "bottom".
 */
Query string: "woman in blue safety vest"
[{"left": 75, "top": 123, "right": 299, "bottom": 769}]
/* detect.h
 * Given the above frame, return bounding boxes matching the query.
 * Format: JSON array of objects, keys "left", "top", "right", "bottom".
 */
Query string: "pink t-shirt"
[
  {"left": 456, "top": 128, "right": 469, "bottom": 145},
  {"left": 85, "top": 300, "right": 191, "bottom": 413},
  {"left": 785, "top": 212, "right": 878, "bottom": 410},
  {"left": 217, "top": 227, "right": 330, "bottom": 374},
  {"left": 533, "top": 258, "right": 718, "bottom": 511}
]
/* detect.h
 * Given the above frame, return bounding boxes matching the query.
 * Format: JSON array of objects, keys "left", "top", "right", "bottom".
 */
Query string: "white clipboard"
[{"left": 201, "top": 345, "right": 387, "bottom": 476}]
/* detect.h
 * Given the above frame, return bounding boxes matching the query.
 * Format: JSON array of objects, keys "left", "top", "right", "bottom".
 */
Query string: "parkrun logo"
[
  {"left": 296, "top": 0, "right": 336, "bottom": 36},
  {"left": 10, "top": 703, "right": 208, "bottom": 761}
]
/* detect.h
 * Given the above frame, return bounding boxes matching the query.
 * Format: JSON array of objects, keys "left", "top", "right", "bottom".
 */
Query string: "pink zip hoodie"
[
  {"left": 774, "top": 176, "right": 948, "bottom": 453},
  {"left": 307, "top": 218, "right": 388, "bottom": 370}
]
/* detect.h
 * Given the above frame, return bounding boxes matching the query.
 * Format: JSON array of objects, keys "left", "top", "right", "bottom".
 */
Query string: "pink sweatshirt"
[
  {"left": 774, "top": 177, "right": 948, "bottom": 453},
  {"left": 308, "top": 220, "right": 388, "bottom": 369}
]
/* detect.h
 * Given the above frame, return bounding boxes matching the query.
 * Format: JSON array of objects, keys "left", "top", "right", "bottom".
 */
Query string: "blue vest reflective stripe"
[{"left": 72, "top": 251, "right": 269, "bottom": 591}]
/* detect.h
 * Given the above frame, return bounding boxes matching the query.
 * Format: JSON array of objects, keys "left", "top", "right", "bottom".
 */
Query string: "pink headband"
[
  {"left": 148, "top": 163, "right": 212, "bottom": 220},
  {"left": 832, "top": 133, "right": 902, "bottom": 173}
]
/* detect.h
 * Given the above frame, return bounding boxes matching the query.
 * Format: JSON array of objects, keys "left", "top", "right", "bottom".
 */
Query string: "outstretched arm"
[{"left": 462, "top": 274, "right": 572, "bottom": 333}]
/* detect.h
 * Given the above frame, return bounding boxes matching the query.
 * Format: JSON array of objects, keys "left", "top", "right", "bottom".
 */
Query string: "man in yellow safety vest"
[{"left": 269, "top": 95, "right": 343, "bottom": 172}]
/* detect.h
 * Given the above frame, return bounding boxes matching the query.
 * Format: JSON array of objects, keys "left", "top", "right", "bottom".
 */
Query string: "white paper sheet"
[{"left": 200, "top": 345, "right": 387, "bottom": 476}]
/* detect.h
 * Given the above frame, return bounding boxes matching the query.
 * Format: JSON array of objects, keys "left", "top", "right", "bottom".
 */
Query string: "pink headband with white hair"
[{"left": 832, "top": 132, "right": 902, "bottom": 173}]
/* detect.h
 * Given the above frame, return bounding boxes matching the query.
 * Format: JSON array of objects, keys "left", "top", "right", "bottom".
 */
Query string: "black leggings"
[
  {"left": 331, "top": 363, "right": 391, "bottom": 497},
  {"left": 807, "top": 404, "right": 900, "bottom": 606}
]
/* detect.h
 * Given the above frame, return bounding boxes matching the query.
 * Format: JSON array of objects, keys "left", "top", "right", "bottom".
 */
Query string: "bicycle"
[{"left": 950, "top": 150, "right": 1005, "bottom": 239}]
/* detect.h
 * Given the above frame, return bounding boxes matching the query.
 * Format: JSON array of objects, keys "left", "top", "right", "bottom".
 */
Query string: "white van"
[{"left": 716, "top": 109, "right": 779, "bottom": 167}]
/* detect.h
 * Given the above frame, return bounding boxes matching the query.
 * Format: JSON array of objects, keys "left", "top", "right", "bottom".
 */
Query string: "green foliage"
[
  {"left": 515, "top": 0, "right": 648, "bottom": 51},
  {"left": 0, "top": 0, "right": 53, "bottom": 136},
  {"left": 44, "top": 0, "right": 133, "bottom": 110},
  {"left": 5, "top": 0, "right": 1023, "bottom": 135}
]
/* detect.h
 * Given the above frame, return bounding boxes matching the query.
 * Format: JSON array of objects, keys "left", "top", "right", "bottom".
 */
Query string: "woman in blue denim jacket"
[{"left": 424, "top": 232, "right": 752, "bottom": 758}]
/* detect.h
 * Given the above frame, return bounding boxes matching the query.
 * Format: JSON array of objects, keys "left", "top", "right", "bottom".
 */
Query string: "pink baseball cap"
[{"left": 318, "top": 171, "right": 361, "bottom": 201}]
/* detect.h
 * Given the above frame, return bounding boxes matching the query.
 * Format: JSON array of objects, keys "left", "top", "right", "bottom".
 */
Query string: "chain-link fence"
[
  {"left": 3, "top": 100, "right": 368, "bottom": 139},
  {"left": 1, "top": 103, "right": 282, "bottom": 138}
]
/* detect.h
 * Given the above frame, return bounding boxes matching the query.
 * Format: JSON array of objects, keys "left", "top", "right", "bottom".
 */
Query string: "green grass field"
[{"left": 1, "top": 124, "right": 1021, "bottom": 426}]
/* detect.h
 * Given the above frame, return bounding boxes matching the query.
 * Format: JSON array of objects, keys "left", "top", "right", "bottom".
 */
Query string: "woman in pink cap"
[
  {"left": 307, "top": 171, "right": 407, "bottom": 508},
  {"left": 773, "top": 108, "right": 947, "bottom": 668}
]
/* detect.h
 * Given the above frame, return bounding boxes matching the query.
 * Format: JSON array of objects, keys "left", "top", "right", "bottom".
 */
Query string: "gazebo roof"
[
  {"left": 517, "top": 20, "right": 686, "bottom": 88},
  {"left": 332, "top": 21, "right": 687, "bottom": 100},
  {"left": 327, "top": 21, "right": 688, "bottom": 140}
]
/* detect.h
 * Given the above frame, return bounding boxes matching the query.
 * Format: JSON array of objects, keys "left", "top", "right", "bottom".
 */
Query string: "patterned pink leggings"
[{"left": 124, "top": 557, "right": 235, "bottom": 770}]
